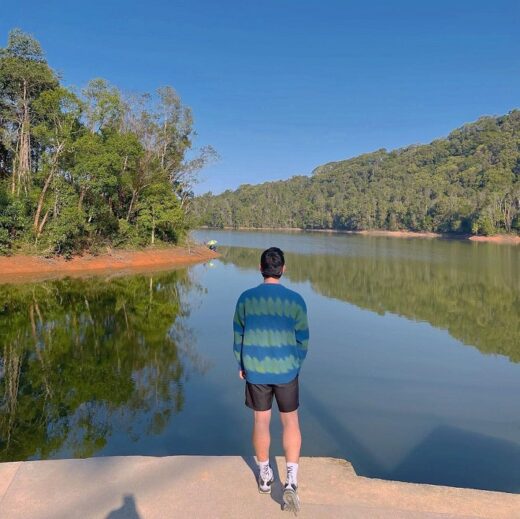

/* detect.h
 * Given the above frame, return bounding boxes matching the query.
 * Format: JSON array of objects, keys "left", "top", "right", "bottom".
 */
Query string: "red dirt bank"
[
  {"left": 0, "top": 245, "right": 218, "bottom": 284},
  {"left": 469, "top": 234, "right": 520, "bottom": 244}
]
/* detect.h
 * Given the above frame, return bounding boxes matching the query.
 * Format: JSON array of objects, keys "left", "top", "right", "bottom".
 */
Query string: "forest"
[
  {"left": 0, "top": 29, "right": 214, "bottom": 256},
  {"left": 195, "top": 111, "right": 520, "bottom": 235}
]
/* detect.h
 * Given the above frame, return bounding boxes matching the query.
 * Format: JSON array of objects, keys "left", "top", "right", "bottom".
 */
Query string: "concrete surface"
[{"left": 0, "top": 456, "right": 518, "bottom": 519}]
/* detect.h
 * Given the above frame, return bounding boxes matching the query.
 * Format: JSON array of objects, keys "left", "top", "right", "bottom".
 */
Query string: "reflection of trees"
[
  {"left": 0, "top": 270, "right": 206, "bottom": 462},
  {"left": 220, "top": 246, "right": 520, "bottom": 362}
]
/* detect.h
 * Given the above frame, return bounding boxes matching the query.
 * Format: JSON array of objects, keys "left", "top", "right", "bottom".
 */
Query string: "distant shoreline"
[
  {"left": 0, "top": 245, "right": 218, "bottom": 284},
  {"left": 467, "top": 234, "right": 520, "bottom": 244},
  {"left": 198, "top": 226, "right": 520, "bottom": 244}
]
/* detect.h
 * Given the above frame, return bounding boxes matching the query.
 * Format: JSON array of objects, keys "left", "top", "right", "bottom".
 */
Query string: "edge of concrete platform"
[
  {"left": 0, "top": 462, "right": 22, "bottom": 504},
  {"left": 0, "top": 456, "right": 518, "bottom": 519}
]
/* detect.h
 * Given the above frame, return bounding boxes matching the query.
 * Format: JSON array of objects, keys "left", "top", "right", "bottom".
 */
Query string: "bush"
[
  {"left": 0, "top": 228, "right": 11, "bottom": 255},
  {"left": 471, "top": 213, "right": 496, "bottom": 236},
  {"left": 45, "top": 206, "right": 88, "bottom": 258},
  {"left": 0, "top": 189, "right": 27, "bottom": 254},
  {"left": 112, "top": 218, "right": 141, "bottom": 248},
  {"left": 512, "top": 214, "right": 520, "bottom": 232}
]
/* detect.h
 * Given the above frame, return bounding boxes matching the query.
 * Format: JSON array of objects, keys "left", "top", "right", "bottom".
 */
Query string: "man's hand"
[{"left": 239, "top": 370, "right": 245, "bottom": 380}]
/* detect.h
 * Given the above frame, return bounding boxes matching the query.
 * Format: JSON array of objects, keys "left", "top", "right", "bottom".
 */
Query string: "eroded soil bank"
[{"left": 0, "top": 245, "right": 218, "bottom": 284}]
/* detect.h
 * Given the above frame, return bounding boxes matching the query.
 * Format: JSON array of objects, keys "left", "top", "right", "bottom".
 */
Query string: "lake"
[{"left": 1, "top": 230, "right": 519, "bottom": 493}]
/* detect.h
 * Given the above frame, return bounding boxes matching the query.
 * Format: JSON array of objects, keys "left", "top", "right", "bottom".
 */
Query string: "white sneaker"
[
  {"left": 257, "top": 464, "right": 274, "bottom": 494},
  {"left": 283, "top": 482, "right": 300, "bottom": 513}
]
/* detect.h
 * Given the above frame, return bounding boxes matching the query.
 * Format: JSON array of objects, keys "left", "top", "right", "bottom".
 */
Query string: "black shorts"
[{"left": 245, "top": 376, "right": 299, "bottom": 413}]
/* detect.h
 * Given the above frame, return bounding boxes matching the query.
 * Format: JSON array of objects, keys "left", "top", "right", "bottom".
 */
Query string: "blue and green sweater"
[{"left": 233, "top": 283, "right": 309, "bottom": 384}]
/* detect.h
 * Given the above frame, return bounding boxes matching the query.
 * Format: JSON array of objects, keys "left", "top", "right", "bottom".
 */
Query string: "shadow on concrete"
[
  {"left": 105, "top": 494, "right": 141, "bottom": 519},
  {"left": 241, "top": 456, "right": 284, "bottom": 508},
  {"left": 388, "top": 425, "right": 520, "bottom": 493}
]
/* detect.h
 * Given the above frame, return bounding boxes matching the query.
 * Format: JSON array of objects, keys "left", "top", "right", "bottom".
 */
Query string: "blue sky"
[{"left": 2, "top": 1, "right": 519, "bottom": 194}]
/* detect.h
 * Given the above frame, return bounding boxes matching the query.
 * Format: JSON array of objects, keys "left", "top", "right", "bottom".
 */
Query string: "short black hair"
[{"left": 260, "top": 247, "right": 285, "bottom": 279}]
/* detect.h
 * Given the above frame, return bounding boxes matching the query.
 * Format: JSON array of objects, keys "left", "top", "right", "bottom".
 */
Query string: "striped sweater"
[{"left": 233, "top": 283, "right": 309, "bottom": 384}]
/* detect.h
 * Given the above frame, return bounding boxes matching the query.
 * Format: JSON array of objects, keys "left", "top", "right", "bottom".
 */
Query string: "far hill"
[{"left": 195, "top": 111, "right": 520, "bottom": 235}]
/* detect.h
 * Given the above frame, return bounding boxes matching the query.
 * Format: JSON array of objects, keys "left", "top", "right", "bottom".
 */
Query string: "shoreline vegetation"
[
  {"left": 0, "top": 29, "right": 214, "bottom": 258},
  {"left": 198, "top": 226, "right": 520, "bottom": 244},
  {"left": 0, "top": 244, "right": 218, "bottom": 284}
]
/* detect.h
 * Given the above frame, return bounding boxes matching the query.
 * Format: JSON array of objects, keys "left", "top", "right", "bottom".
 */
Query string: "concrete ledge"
[
  {"left": 0, "top": 456, "right": 518, "bottom": 519},
  {"left": 0, "top": 462, "right": 21, "bottom": 503}
]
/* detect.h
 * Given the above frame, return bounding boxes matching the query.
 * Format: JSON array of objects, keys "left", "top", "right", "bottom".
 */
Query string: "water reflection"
[
  {"left": 1, "top": 237, "right": 519, "bottom": 493},
  {"left": 0, "top": 270, "right": 204, "bottom": 462},
  {"left": 219, "top": 246, "right": 520, "bottom": 362},
  {"left": 300, "top": 384, "right": 520, "bottom": 493}
]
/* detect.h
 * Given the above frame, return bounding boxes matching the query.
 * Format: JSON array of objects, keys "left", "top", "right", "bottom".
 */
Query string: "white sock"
[
  {"left": 286, "top": 462, "right": 298, "bottom": 486},
  {"left": 257, "top": 459, "right": 270, "bottom": 471}
]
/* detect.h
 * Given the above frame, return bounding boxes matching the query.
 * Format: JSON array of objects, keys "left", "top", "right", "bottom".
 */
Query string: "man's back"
[
  {"left": 233, "top": 247, "right": 307, "bottom": 513},
  {"left": 233, "top": 283, "right": 309, "bottom": 385}
]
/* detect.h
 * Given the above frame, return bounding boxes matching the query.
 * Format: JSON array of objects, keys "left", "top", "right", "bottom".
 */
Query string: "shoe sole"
[
  {"left": 283, "top": 488, "right": 300, "bottom": 513},
  {"left": 258, "top": 477, "right": 274, "bottom": 494}
]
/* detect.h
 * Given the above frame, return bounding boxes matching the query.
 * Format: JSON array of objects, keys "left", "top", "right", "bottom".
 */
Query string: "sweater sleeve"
[
  {"left": 233, "top": 297, "right": 245, "bottom": 368},
  {"left": 294, "top": 298, "right": 309, "bottom": 363}
]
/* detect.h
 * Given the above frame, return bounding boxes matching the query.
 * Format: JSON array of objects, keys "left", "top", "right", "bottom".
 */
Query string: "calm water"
[{"left": 1, "top": 230, "right": 519, "bottom": 493}]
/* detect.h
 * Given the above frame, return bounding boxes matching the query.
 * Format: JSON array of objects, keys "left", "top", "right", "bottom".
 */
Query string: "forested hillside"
[
  {"left": 196, "top": 111, "right": 520, "bottom": 235},
  {"left": 0, "top": 29, "right": 214, "bottom": 256}
]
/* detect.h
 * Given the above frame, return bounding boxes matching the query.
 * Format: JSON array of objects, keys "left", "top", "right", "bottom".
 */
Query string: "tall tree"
[
  {"left": 31, "top": 87, "right": 81, "bottom": 235},
  {"left": 0, "top": 29, "right": 57, "bottom": 195},
  {"left": 82, "top": 78, "right": 124, "bottom": 133}
]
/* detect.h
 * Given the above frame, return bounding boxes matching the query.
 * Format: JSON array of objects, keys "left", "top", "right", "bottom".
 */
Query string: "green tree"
[
  {"left": 31, "top": 87, "right": 82, "bottom": 237},
  {"left": 0, "top": 29, "right": 57, "bottom": 195}
]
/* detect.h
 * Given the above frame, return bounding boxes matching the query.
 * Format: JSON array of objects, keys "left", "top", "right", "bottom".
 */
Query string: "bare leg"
[
  {"left": 253, "top": 410, "right": 271, "bottom": 462},
  {"left": 280, "top": 410, "right": 301, "bottom": 463}
]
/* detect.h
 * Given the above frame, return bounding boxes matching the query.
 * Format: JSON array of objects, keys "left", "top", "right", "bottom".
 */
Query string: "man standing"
[{"left": 233, "top": 247, "right": 309, "bottom": 513}]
